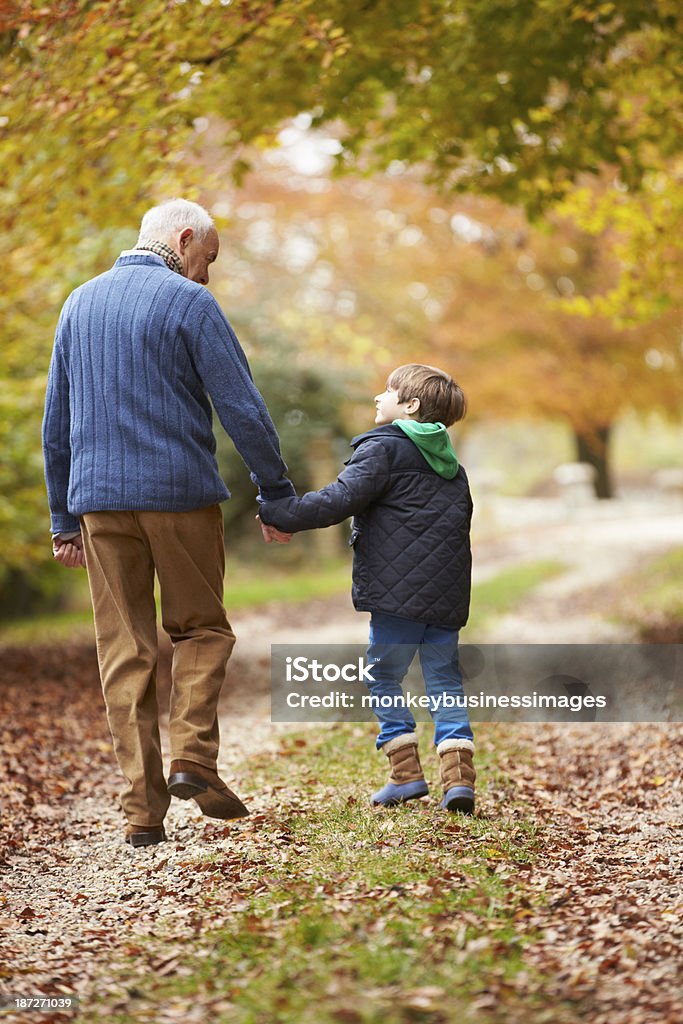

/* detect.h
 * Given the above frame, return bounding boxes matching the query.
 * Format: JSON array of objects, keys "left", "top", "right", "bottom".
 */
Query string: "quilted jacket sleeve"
[{"left": 258, "top": 439, "right": 391, "bottom": 533}]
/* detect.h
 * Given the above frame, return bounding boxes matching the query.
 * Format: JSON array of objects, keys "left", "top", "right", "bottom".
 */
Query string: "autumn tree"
[
  {"left": 2, "top": 1, "right": 682, "bottom": 302},
  {"left": 1, "top": 0, "right": 682, "bottom": 591},
  {"left": 428, "top": 204, "right": 682, "bottom": 497},
  {"left": 203, "top": 154, "right": 681, "bottom": 497}
]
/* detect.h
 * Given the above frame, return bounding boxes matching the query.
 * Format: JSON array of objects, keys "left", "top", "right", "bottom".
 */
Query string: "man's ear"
[{"left": 178, "top": 227, "right": 193, "bottom": 251}]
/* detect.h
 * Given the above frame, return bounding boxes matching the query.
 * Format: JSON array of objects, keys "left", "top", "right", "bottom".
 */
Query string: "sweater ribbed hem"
[
  {"left": 258, "top": 481, "right": 297, "bottom": 500},
  {"left": 69, "top": 495, "right": 231, "bottom": 516},
  {"left": 50, "top": 516, "right": 82, "bottom": 534},
  {"left": 68, "top": 493, "right": 230, "bottom": 518}
]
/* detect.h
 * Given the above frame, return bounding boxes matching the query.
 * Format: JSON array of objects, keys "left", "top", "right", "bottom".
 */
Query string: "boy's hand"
[
  {"left": 256, "top": 515, "right": 292, "bottom": 544},
  {"left": 52, "top": 533, "right": 86, "bottom": 569}
]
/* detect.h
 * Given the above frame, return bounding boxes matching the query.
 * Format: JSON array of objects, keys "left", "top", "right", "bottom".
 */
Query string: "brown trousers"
[{"left": 81, "top": 506, "right": 235, "bottom": 826}]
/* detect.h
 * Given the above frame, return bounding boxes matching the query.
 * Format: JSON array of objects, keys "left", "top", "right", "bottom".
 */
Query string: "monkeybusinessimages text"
[{"left": 282, "top": 656, "right": 607, "bottom": 712}]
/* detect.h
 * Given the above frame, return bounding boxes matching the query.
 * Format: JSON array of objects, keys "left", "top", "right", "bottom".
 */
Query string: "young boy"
[{"left": 258, "top": 364, "right": 475, "bottom": 814}]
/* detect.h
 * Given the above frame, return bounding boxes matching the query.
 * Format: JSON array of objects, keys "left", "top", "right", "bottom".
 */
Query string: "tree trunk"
[
  {"left": 309, "top": 431, "right": 345, "bottom": 557},
  {"left": 575, "top": 425, "right": 613, "bottom": 499}
]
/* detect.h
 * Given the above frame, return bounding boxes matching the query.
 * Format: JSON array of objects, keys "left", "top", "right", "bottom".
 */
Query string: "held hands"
[
  {"left": 52, "top": 533, "right": 86, "bottom": 569},
  {"left": 256, "top": 514, "right": 292, "bottom": 545}
]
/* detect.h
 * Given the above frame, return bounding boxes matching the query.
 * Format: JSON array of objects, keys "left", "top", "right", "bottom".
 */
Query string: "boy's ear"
[{"left": 405, "top": 397, "right": 421, "bottom": 416}]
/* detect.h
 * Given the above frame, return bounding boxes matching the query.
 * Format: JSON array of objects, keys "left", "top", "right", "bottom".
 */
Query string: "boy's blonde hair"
[{"left": 387, "top": 364, "right": 467, "bottom": 427}]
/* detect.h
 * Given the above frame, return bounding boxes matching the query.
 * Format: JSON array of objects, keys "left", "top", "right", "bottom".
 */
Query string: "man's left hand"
[{"left": 52, "top": 533, "right": 86, "bottom": 568}]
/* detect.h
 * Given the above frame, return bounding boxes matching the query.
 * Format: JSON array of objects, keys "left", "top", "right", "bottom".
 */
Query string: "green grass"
[
  {"left": 464, "top": 560, "right": 566, "bottom": 637},
  {"left": 630, "top": 547, "right": 683, "bottom": 619},
  {"left": 223, "top": 557, "right": 351, "bottom": 609},
  {"left": 610, "top": 546, "right": 683, "bottom": 638},
  {"left": 81, "top": 724, "right": 579, "bottom": 1024},
  {"left": 0, "top": 557, "right": 565, "bottom": 650},
  {"left": 0, "top": 559, "right": 352, "bottom": 648},
  {"left": 0, "top": 607, "right": 96, "bottom": 647}
]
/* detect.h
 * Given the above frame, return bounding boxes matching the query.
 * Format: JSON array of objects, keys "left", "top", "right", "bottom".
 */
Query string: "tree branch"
[{"left": 185, "top": 0, "right": 286, "bottom": 66}]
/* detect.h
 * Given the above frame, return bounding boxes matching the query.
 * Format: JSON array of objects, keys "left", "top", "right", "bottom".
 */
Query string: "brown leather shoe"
[
  {"left": 125, "top": 824, "right": 166, "bottom": 848},
  {"left": 167, "top": 759, "right": 249, "bottom": 820}
]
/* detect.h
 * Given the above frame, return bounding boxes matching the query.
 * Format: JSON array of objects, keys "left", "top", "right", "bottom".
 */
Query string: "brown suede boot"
[
  {"left": 371, "top": 733, "right": 429, "bottom": 806},
  {"left": 167, "top": 759, "right": 249, "bottom": 820},
  {"left": 437, "top": 739, "right": 475, "bottom": 815}
]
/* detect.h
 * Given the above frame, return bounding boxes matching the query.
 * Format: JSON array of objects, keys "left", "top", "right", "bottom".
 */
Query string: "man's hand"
[
  {"left": 52, "top": 533, "right": 86, "bottom": 569},
  {"left": 256, "top": 515, "right": 292, "bottom": 544}
]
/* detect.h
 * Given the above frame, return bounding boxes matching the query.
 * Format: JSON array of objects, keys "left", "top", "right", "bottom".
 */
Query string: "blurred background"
[{"left": 1, "top": 0, "right": 682, "bottom": 643}]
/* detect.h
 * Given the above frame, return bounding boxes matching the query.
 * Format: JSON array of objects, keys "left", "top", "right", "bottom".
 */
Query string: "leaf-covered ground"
[{"left": 1, "top": 635, "right": 681, "bottom": 1024}]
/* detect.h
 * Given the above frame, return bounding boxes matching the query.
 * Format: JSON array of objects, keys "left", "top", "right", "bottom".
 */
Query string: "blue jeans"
[{"left": 366, "top": 611, "right": 473, "bottom": 749}]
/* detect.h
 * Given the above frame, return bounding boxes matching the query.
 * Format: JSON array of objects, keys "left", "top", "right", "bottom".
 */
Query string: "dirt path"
[
  {"left": 472, "top": 498, "right": 683, "bottom": 642},
  {"left": 2, "top": 500, "right": 682, "bottom": 1021}
]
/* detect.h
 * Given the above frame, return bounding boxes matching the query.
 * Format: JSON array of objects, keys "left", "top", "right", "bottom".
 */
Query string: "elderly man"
[{"left": 43, "top": 198, "right": 292, "bottom": 848}]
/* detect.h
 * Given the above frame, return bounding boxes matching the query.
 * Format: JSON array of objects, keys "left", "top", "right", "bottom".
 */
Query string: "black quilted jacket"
[{"left": 258, "top": 424, "right": 473, "bottom": 629}]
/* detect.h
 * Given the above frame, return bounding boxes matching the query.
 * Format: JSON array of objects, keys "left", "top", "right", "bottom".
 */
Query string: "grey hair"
[{"left": 137, "top": 198, "right": 215, "bottom": 246}]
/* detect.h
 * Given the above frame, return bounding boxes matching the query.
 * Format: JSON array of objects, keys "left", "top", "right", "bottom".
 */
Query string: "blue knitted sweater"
[{"left": 43, "top": 252, "right": 294, "bottom": 534}]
